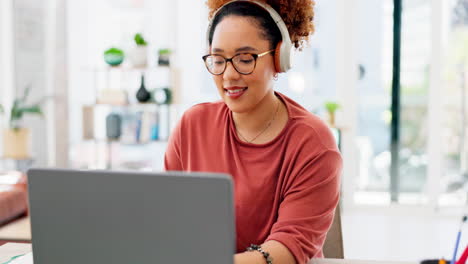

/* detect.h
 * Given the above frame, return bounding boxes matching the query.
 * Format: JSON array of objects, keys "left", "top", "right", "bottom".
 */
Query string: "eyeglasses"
[{"left": 202, "top": 50, "right": 274, "bottom": 75}]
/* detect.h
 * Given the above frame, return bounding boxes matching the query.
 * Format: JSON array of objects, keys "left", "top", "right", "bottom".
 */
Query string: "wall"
[
  {"left": 13, "top": 0, "right": 48, "bottom": 165},
  {"left": 8, "top": 0, "right": 69, "bottom": 167},
  {"left": 0, "top": 0, "right": 15, "bottom": 154}
]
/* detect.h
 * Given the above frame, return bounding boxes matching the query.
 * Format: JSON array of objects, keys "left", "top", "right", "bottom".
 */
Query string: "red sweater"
[{"left": 164, "top": 92, "right": 342, "bottom": 264}]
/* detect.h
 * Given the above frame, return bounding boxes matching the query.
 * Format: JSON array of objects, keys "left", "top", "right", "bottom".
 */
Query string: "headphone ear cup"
[{"left": 274, "top": 42, "right": 283, "bottom": 73}]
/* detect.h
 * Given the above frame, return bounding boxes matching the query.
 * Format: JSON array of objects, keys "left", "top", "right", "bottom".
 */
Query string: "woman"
[{"left": 164, "top": 0, "right": 342, "bottom": 263}]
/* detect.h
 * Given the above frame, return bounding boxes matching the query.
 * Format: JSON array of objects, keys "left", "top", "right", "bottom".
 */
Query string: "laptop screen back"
[{"left": 27, "top": 169, "right": 235, "bottom": 264}]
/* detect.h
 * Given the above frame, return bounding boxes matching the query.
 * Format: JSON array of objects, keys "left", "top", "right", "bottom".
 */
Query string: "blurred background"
[{"left": 1, "top": 0, "right": 468, "bottom": 261}]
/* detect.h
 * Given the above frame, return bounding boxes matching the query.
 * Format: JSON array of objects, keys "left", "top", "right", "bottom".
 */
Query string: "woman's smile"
[{"left": 224, "top": 86, "right": 248, "bottom": 99}]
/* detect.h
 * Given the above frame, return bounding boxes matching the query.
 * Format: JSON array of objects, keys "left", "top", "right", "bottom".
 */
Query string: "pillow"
[{"left": 0, "top": 172, "right": 28, "bottom": 225}]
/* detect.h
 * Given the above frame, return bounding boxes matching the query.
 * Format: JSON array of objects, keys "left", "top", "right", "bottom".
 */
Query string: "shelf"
[
  {"left": 83, "top": 138, "right": 168, "bottom": 145},
  {"left": 82, "top": 65, "right": 171, "bottom": 73},
  {"left": 0, "top": 157, "right": 34, "bottom": 161},
  {"left": 87, "top": 102, "right": 171, "bottom": 107}
]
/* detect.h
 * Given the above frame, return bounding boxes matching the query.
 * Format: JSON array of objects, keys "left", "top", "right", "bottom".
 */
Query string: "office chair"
[{"left": 322, "top": 203, "right": 344, "bottom": 259}]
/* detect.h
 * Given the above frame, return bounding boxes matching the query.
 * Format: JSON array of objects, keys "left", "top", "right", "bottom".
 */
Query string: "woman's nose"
[{"left": 223, "top": 61, "right": 240, "bottom": 80}]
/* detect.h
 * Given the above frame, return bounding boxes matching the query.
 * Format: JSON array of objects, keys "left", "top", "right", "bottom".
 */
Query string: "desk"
[
  {"left": 0, "top": 217, "right": 31, "bottom": 243},
  {"left": 311, "top": 259, "right": 415, "bottom": 264},
  {"left": 0, "top": 243, "right": 416, "bottom": 264},
  {"left": 0, "top": 243, "right": 31, "bottom": 263}
]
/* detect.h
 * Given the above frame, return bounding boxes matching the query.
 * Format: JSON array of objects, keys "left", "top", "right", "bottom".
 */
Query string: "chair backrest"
[{"left": 322, "top": 203, "right": 344, "bottom": 259}]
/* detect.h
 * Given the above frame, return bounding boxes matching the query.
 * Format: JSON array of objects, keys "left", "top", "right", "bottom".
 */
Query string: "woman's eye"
[
  {"left": 236, "top": 54, "right": 254, "bottom": 64},
  {"left": 240, "top": 59, "right": 253, "bottom": 64}
]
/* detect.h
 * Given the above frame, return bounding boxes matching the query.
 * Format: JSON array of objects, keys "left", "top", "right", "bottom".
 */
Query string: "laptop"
[{"left": 27, "top": 168, "right": 235, "bottom": 264}]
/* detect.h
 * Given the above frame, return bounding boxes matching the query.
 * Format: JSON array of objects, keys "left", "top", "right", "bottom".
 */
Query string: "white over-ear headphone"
[{"left": 206, "top": 0, "right": 293, "bottom": 73}]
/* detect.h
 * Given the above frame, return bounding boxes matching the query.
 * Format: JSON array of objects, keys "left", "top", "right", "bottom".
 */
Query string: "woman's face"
[{"left": 210, "top": 15, "right": 276, "bottom": 114}]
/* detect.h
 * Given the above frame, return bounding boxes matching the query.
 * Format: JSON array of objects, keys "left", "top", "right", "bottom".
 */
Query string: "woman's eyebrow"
[
  {"left": 212, "top": 48, "right": 224, "bottom": 53},
  {"left": 236, "top": 46, "right": 257, "bottom": 52},
  {"left": 211, "top": 46, "right": 258, "bottom": 53}
]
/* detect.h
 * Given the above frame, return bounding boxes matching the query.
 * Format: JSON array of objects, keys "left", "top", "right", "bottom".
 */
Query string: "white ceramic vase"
[{"left": 128, "top": 46, "right": 148, "bottom": 68}]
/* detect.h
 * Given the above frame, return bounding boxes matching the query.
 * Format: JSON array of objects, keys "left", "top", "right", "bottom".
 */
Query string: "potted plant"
[
  {"left": 103, "top": 47, "right": 125, "bottom": 67},
  {"left": 0, "top": 86, "right": 45, "bottom": 159},
  {"left": 324, "top": 101, "right": 341, "bottom": 127},
  {"left": 128, "top": 33, "right": 148, "bottom": 68},
  {"left": 158, "top": 48, "right": 171, "bottom": 66}
]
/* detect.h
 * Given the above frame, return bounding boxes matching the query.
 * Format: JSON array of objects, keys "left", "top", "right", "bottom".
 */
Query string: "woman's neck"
[{"left": 232, "top": 91, "right": 281, "bottom": 135}]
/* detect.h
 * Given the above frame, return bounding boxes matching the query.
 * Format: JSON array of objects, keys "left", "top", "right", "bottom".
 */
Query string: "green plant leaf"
[
  {"left": 11, "top": 100, "right": 20, "bottom": 116},
  {"left": 10, "top": 109, "right": 23, "bottom": 121},
  {"left": 6, "top": 85, "right": 49, "bottom": 129},
  {"left": 105, "top": 47, "right": 124, "bottom": 55},
  {"left": 18, "top": 105, "right": 43, "bottom": 115},
  {"left": 20, "top": 84, "right": 32, "bottom": 104},
  {"left": 134, "top": 33, "right": 148, "bottom": 46},
  {"left": 158, "top": 48, "right": 171, "bottom": 55},
  {"left": 324, "top": 101, "right": 341, "bottom": 113},
  {"left": 9, "top": 104, "right": 43, "bottom": 128},
  {"left": 10, "top": 99, "right": 22, "bottom": 119},
  {"left": 0, "top": 104, "right": 4, "bottom": 114}
]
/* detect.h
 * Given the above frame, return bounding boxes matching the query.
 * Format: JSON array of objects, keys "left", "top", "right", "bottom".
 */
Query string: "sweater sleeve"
[
  {"left": 164, "top": 116, "right": 184, "bottom": 171},
  {"left": 266, "top": 150, "right": 342, "bottom": 264}
]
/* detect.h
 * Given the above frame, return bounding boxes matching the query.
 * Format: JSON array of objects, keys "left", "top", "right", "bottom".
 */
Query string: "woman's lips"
[{"left": 224, "top": 87, "right": 248, "bottom": 99}]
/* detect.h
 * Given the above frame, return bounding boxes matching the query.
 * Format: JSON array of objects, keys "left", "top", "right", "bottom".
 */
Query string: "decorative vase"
[
  {"left": 3, "top": 128, "right": 30, "bottom": 159},
  {"left": 106, "top": 113, "right": 122, "bottom": 140},
  {"left": 153, "top": 87, "right": 172, "bottom": 105},
  {"left": 128, "top": 46, "right": 148, "bottom": 68},
  {"left": 136, "top": 74, "right": 151, "bottom": 103},
  {"left": 104, "top": 47, "right": 125, "bottom": 67}
]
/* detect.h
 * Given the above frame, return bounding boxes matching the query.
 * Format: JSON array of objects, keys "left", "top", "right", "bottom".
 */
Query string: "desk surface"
[
  {"left": 0, "top": 217, "right": 31, "bottom": 242},
  {"left": 0, "top": 243, "right": 416, "bottom": 264},
  {"left": 0, "top": 243, "right": 31, "bottom": 263}
]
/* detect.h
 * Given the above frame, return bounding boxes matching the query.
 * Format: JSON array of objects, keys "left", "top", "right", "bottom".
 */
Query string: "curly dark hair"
[{"left": 206, "top": 0, "right": 315, "bottom": 50}]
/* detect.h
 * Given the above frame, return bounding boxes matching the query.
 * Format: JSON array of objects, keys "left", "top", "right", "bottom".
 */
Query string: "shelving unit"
[{"left": 78, "top": 65, "right": 175, "bottom": 170}]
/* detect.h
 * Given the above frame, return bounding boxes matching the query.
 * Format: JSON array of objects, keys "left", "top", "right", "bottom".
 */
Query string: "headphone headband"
[{"left": 206, "top": 0, "right": 293, "bottom": 72}]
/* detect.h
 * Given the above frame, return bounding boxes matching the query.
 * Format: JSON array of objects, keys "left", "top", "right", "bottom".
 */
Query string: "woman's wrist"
[
  {"left": 235, "top": 250, "right": 269, "bottom": 264},
  {"left": 246, "top": 244, "right": 273, "bottom": 264}
]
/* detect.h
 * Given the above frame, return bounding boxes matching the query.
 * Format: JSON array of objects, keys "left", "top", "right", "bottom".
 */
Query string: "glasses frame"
[{"left": 202, "top": 49, "right": 275, "bottom": 75}]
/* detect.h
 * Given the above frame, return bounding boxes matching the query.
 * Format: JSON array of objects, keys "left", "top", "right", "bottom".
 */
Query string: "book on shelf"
[
  {"left": 82, "top": 105, "right": 164, "bottom": 144},
  {"left": 121, "top": 110, "right": 161, "bottom": 144}
]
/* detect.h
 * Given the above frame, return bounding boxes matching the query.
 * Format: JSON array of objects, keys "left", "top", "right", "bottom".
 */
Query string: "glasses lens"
[
  {"left": 233, "top": 54, "right": 255, "bottom": 74},
  {"left": 205, "top": 55, "right": 225, "bottom": 75}
]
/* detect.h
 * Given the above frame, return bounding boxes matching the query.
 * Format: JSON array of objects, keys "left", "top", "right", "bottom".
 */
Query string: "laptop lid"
[{"left": 27, "top": 168, "right": 235, "bottom": 264}]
